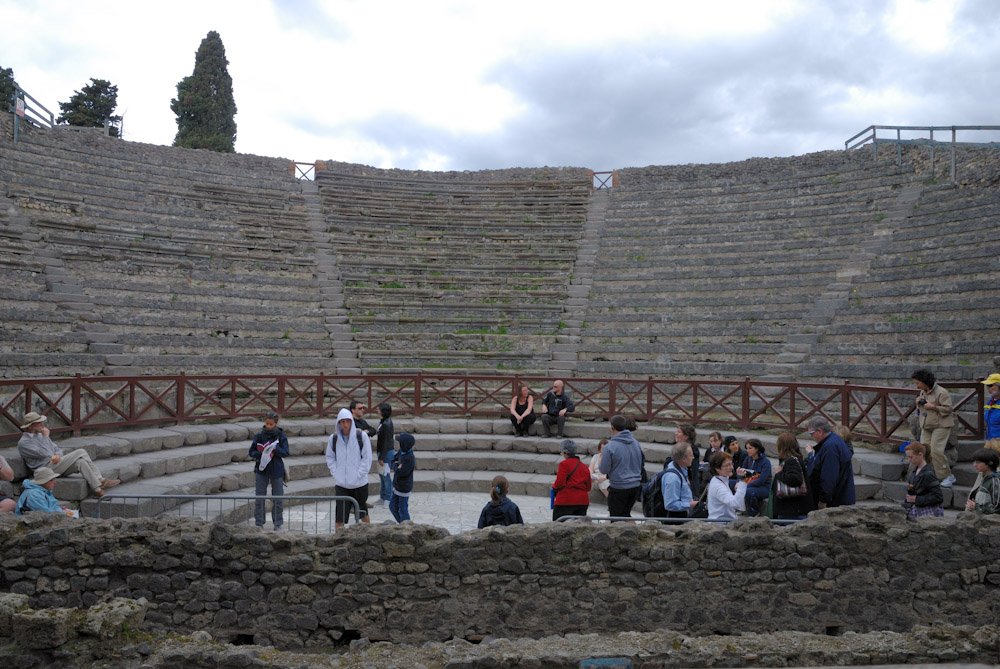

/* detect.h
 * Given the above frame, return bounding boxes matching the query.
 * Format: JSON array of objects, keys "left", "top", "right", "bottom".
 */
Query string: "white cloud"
[{"left": 1, "top": 0, "right": 996, "bottom": 170}]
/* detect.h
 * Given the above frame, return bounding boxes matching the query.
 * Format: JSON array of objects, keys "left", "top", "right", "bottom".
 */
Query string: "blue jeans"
[
  {"left": 255, "top": 474, "right": 284, "bottom": 528},
  {"left": 390, "top": 493, "right": 410, "bottom": 522},
  {"left": 379, "top": 472, "right": 392, "bottom": 502}
]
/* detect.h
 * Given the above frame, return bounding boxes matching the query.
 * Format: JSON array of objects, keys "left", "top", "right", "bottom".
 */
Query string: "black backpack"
[{"left": 641, "top": 469, "right": 669, "bottom": 518}]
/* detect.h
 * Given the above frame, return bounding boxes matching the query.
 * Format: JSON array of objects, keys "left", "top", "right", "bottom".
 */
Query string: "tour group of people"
[{"left": 5, "top": 370, "right": 999, "bottom": 525}]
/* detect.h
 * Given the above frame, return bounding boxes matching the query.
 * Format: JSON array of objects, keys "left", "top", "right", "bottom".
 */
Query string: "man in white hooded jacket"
[{"left": 326, "top": 407, "right": 373, "bottom": 527}]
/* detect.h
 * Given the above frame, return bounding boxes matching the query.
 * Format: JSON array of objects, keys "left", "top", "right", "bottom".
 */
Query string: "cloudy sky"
[{"left": 3, "top": 0, "right": 999, "bottom": 171}]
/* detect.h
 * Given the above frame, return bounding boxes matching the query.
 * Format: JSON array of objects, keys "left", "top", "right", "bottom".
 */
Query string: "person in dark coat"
[
  {"left": 902, "top": 442, "right": 943, "bottom": 517},
  {"left": 390, "top": 432, "right": 415, "bottom": 522},
  {"left": 772, "top": 432, "right": 812, "bottom": 519},
  {"left": 478, "top": 475, "right": 523, "bottom": 528},
  {"left": 250, "top": 411, "right": 290, "bottom": 530},
  {"left": 804, "top": 418, "right": 856, "bottom": 508},
  {"left": 375, "top": 403, "right": 394, "bottom": 507}
]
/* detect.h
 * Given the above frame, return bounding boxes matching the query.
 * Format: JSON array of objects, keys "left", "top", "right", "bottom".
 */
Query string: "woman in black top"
[{"left": 376, "top": 403, "right": 394, "bottom": 506}]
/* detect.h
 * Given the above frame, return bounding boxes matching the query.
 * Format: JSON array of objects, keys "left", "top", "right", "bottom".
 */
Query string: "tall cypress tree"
[{"left": 171, "top": 31, "right": 237, "bottom": 152}]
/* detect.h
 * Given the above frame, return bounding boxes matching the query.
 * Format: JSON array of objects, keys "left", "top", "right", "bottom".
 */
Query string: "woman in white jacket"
[
  {"left": 326, "top": 407, "right": 373, "bottom": 528},
  {"left": 707, "top": 451, "right": 749, "bottom": 521}
]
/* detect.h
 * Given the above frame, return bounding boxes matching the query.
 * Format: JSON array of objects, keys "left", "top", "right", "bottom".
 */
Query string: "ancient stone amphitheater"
[{"left": 1, "top": 112, "right": 999, "bottom": 667}]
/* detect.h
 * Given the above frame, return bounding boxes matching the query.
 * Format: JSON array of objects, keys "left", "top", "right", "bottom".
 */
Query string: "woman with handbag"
[
  {"left": 551, "top": 440, "right": 592, "bottom": 521},
  {"left": 771, "top": 432, "right": 812, "bottom": 520}
]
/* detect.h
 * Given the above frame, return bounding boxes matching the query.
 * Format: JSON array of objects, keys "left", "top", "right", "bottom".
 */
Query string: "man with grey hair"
[
  {"left": 661, "top": 441, "right": 699, "bottom": 518},
  {"left": 804, "top": 417, "right": 855, "bottom": 508}
]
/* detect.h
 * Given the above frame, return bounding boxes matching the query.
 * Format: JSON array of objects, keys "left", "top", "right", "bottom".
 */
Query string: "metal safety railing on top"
[
  {"left": 9, "top": 83, "right": 56, "bottom": 143},
  {"left": 0, "top": 373, "right": 986, "bottom": 445},
  {"left": 845, "top": 124, "right": 1000, "bottom": 184},
  {"left": 93, "top": 494, "right": 362, "bottom": 531},
  {"left": 591, "top": 170, "right": 617, "bottom": 189},
  {"left": 293, "top": 161, "right": 315, "bottom": 181}
]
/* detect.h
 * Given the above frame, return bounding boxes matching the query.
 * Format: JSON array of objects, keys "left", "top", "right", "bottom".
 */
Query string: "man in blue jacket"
[
  {"left": 805, "top": 418, "right": 856, "bottom": 508},
  {"left": 983, "top": 374, "right": 1000, "bottom": 441}
]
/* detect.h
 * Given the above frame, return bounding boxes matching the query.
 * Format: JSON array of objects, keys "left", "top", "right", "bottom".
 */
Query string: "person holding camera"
[
  {"left": 911, "top": 369, "right": 955, "bottom": 488},
  {"left": 707, "top": 451, "right": 750, "bottom": 521}
]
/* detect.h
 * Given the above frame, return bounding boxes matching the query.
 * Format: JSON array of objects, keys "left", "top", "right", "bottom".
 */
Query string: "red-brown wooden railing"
[{"left": 0, "top": 373, "right": 984, "bottom": 445}]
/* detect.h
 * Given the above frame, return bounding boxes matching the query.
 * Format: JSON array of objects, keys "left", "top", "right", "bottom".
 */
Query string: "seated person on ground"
[
  {"left": 15, "top": 467, "right": 76, "bottom": 517},
  {"left": 0, "top": 456, "right": 15, "bottom": 513}
]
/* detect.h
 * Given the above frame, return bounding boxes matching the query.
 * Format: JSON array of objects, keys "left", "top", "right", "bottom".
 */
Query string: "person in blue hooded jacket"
[
  {"left": 15, "top": 467, "right": 74, "bottom": 517},
  {"left": 390, "top": 432, "right": 415, "bottom": 522},
  {"left": 250, "top": 411, "right": 290, "bottom": 530}
]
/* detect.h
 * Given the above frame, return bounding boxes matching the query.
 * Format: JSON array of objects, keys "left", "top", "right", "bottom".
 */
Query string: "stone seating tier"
[
  {"left": 6, "top": 124, "right": 297, "bottom": 184},
  {"left": 350, "top": 315, "right": 558, "bottom": 335}
]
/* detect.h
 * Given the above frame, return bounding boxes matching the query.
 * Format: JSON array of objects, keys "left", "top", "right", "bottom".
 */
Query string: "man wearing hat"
[
  {"left": 984, "top": 374, "right": 1000, "bottom": 441},
  {"left": 17, "top": 412, "right": 120, "bottom": 498},
  {"left": 14, "top": 467, "right": 74, "bottom": 516}
]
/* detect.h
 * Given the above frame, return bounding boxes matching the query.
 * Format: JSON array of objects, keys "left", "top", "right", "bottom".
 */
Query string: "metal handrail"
[
  {"left": 557, "top": 514, "right": 801, "bottom": 525},
  {"left": 93, "top": 493, "right": 362, "bottom": 531},
  {"left": 9, "top": 83, "right": 55, "bottom": 144},
  {"left": 293, "top": 162, "right": 315, "bottom": 180},
  {"left": 845, "top": 124, "right": 1000, "bottom": 183},
  {"left": 592, "top": 171, "right": 615, "bottom": 189},
  {"left": 0, "top": 373, "right": 985, "bottom": 445}
]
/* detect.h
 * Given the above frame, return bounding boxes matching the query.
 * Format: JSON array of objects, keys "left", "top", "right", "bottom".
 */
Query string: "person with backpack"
[
  {"left": 660, "top": 442, "right": 698, "bottom": 518},
  {"left": 326, "top": 407, "right": 374, "bottom": 528},
  {"left": 551, "top": 440, "right": 592, "bottom": 520}
]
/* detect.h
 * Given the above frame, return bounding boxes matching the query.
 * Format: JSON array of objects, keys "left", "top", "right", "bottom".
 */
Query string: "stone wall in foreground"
[{"left": 1, "top": 507, "right": 998, "bottom": 649}]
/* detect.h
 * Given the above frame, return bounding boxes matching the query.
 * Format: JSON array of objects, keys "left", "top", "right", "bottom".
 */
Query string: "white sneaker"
[{"left": 940, "top": 475, "right": 956, "bottom": 488}]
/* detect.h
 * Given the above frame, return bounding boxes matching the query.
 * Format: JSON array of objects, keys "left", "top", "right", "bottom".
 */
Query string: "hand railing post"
[
  {"left": 317, "top": 372, "right": 325, "bottom": 418},
  {"left": 72, "top": 373, "right": 82, "bottom": 437},
  {"left": 646, "top": 376, "right": 653, "bottom": 421},
  {"left": 741, "top": 377, "right": 751, "bottom": 430},
  {"left": 842, "top": 380, "right": 851, "bottom": 437},
  {"left": 278, "top": 376, "right": 286, "bottom": 415},
  {"left": 951, "top": 126, "right": 957, "bottom": 185},
  {"left": 414, "top": 373, "right": 422, "bottom": 416},
  {"left": 177, "top": 372, "right": 186, "bottom": 424}
]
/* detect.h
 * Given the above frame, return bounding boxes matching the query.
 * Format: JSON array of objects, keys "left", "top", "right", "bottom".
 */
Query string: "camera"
[{"left": 917, "top": 398, "right": 927, "bottom": 407}]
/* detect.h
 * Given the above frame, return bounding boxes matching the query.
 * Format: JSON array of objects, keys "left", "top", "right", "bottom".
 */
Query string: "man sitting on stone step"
[
  {"left": 541, "top": 380, "right": 575, "bottom": 439},
  {"left": 17, "top": 412, "right": 120, "bottom": 498}
]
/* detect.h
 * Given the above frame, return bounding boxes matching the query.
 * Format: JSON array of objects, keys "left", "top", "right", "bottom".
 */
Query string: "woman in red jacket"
[{"left": 552, "top": 440, "right": 593, "bottom": 521}]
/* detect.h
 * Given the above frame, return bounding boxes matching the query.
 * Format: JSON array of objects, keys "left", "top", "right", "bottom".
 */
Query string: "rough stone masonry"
[{"left": 0, "top": 506, "right": 998, "bottom": 651}]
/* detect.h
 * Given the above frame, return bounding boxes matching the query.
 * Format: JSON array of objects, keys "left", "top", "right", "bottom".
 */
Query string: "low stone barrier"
[{"left": 1, "top": 506, "right": 998, "bottom": 651}]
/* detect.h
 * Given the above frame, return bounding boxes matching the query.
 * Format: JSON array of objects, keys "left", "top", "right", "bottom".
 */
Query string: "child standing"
[
  {"left": 250, "top": 411, "right": 290, "bottom": 530},
  {"left": 477, "top": 475, "right": 524, "bottom": 528},
  {"left": 390, "top": 432, "right": 415, "bottom": 522}
]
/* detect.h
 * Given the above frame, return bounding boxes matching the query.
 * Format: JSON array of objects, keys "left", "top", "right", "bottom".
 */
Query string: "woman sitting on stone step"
[{"left": 509, "top": 384, "right": 536, "bottom": 437}]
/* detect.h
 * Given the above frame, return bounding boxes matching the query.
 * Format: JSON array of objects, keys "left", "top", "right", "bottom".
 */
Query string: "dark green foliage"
[
  {"left": 171, "top": 31, "right": 237, "bottom": 152},
  {"left": 57, "top": 78, "right": 122, "bottom": 136},
  {"left": 0, "top": 66, "right": 17, "bottom": 110}
]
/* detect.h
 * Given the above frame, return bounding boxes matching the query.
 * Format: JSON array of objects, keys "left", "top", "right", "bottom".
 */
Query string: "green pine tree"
[
  {"left": 57, "top": 78, "right": 122, "bottom": 136},
  {"left": 0, "top": 66, "right": 17, "bottom": 111},
  {"left": 171, "top": 31, "right": 237, "bottom": 152}
]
